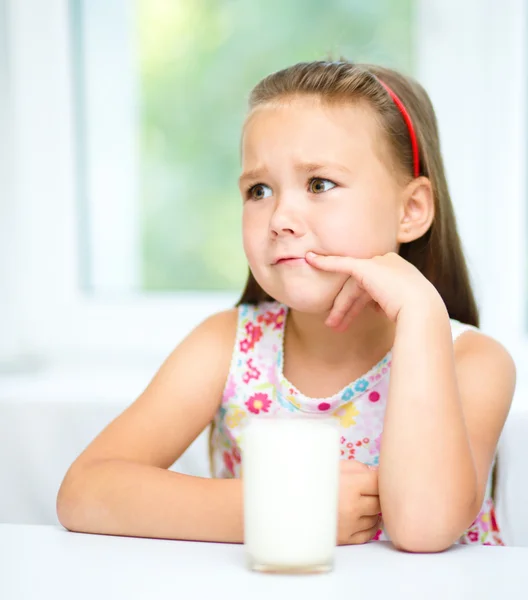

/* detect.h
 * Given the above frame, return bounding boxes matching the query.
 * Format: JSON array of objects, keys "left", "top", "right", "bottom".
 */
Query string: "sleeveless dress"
[{"left": 210, "top": 301, "right": 504, "bottom": 545}]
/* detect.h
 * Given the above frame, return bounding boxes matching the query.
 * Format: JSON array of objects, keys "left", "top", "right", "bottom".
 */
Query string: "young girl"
[{"left": 57, "top": 60, "right": 516, "bottom": 552}]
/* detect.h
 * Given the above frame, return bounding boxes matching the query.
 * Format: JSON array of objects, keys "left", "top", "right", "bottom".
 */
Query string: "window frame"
[{"left": 2, "top": 0, "right": 527, "bottom": 385}]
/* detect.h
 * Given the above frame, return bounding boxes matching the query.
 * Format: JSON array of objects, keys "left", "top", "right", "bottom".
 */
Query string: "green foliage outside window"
[{"left": 138, "top": 0, "right": 414, "bottom": 290}]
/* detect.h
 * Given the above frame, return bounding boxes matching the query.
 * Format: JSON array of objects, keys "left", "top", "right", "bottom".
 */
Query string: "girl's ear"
[{"left": 397, "top": 177, "right": 435, "bottom": 243}]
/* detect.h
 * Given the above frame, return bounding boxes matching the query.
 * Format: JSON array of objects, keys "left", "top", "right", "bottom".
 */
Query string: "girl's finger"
[
  {"left": 357, "top": 514, "right": 381, "bottom": 530},
  {"left": 325, "top": 278, "right": 361, "bottom": 328},
  {"left": 332, "top": 292, "right": 372, "bottom": 332},
  {"left": 345, "top": 522, "right": 382, "bottom": 546},
  {"left": 355, "top": 471, "right": 379, "bottom": 496},
  {"left": 359, "top": 495, "right": 382, "bottom": 517},
  {"left": 306, "top": 252, "right": 366, "bottom": 278}
]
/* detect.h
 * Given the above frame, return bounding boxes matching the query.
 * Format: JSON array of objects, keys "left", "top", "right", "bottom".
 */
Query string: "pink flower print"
[
  {"left": 246, "top": 392, "right": 272, "bottom": 415},
  {"left": 467, "top": 530, "right": 479, "bottom": 543},
  {"left": 478, "top": 512, "right": 490, "bottom": 533},
  {"left": 372, "top": 529, "right": 383, "bottom": 541},
  {"left": 257, "top": 311, "right": 272, "bottom": 326},
  {"left": 370, "top": 434, "right": 382, "bottom": 456},
  {"left": 242, "top": 358, "right": 261, "bottom": 384},
  {"left": 223, "top": 376, "right": 236, "bottom": 402},
  {"left": 232, "top": 447, "right": 241, "bottom": 464},
  {"left": 257, "top": 307, "right": 286, "bottom": 330},
  {"left": 490, "top": 508, "right": 500, "bottom": 532},
  {"left": 239, "top": 323, "right": 263, "bottom": 353},
  {"left": 245, "top": 322, "right": 260, "bottom": 338},
  {"left": 223, "top": 451, "right": 235, "bottom": 476}
]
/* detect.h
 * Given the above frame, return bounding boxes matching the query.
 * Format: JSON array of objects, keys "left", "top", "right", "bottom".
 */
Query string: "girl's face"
[{"left": 239, "top": 95, "right": 405, "bottom": 314}]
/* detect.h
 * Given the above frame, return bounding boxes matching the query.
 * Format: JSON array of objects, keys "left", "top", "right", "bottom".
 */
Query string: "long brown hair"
[{"left": 236, "top": 60, "right": 479, "bottom": 327}]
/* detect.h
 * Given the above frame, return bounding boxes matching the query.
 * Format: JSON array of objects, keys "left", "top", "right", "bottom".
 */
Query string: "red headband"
[{"left": 378, "top": 80, "right": 420, "bottom": 178}]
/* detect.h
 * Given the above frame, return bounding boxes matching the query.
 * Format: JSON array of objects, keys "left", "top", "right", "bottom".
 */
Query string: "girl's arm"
[
  {"left": 56, "top": 309, "right": 245, "bottom": 543},
  {"left": 380, "top": 297, "right": 515, "bottom": 552},
  {"left": 305, "top": 251, "right": 516, "bottom": 552}
]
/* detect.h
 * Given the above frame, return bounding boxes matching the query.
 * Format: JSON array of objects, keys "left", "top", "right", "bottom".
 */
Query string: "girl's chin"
[
  {"left": 272, "top": 288, "right": 338, "bottom": 315},
  {"left": 250, "top": 270, "right": 346, "bottom": 313}
]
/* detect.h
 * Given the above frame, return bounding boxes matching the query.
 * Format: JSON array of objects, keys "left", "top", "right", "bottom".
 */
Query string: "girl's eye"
[
  {"left": 309, "top": 178, "right": 336, "bottom": 194},
  {"left": 248, "top": 184, "right": 272, "bottom": 200}
]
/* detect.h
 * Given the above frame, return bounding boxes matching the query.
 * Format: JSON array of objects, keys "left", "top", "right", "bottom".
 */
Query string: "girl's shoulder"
[
  {"left": 449, "top": 319, "right": 513, "bottom": 366},
  {"left": 449, "top": 318, "right": 509, "bottom": 355},
  {"left": 179, "top": 308, "right": 239, "bottom": 373},
  {"left": 449, "top": 318, "right": 479, "bottom": 342},
  {"left": 449, "top": 319, "right": 515, "bottom": 387}
]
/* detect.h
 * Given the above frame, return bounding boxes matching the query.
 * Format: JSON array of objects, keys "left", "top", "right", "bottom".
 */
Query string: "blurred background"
[{"left": 0, "top": 0, "right": 526, "bottom": 397}]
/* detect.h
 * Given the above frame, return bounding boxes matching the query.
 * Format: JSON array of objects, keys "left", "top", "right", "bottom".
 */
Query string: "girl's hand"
[
  {"left": 305, "top": 251, "right": 442, "bottom": 331},
  {"left": 338, "top": 459, "right": 381, "bottom": 545}
]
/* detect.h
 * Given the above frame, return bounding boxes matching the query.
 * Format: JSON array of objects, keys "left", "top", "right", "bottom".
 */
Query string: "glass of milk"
[{"left": 242, "top": 416, "right": 340, "bottom": 574}]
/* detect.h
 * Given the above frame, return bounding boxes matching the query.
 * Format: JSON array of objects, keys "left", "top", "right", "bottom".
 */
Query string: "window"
[
  {"left": 72, "top": 0, "right": 415, "bottom": 294},
  {"left": 2, "top": 0, "right": 527, "bottom": 386}
]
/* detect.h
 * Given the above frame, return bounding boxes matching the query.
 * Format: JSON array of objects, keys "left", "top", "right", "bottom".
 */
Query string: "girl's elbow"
[
  {"left": 56, "top": 479, "right": 82, "bottom": 531},
  {"left": 56, "top": 467, "right": 93, "bottom": 532},
  {"left": 385, "top": 492, "right": 479, "bottom": 553},
  {"left": 386, "top": 513, "right": 463, "bottom": 553},
  {"left": 391, "top": 531, "right": 456, "bottom": 553}
]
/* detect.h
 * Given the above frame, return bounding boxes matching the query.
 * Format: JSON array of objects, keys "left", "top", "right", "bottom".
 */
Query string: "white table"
[{"left": 1, "top": 525, "right": 528, "bottom": 600}]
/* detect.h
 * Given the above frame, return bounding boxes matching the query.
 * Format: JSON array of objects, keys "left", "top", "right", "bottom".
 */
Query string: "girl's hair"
[{"left": 236, "top": 60, "right": 479, "bottom": 327}]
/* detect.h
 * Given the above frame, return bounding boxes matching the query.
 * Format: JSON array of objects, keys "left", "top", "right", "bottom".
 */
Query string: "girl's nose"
[{"left": 269, "top": 198, "right": 307, "bottom": 238}]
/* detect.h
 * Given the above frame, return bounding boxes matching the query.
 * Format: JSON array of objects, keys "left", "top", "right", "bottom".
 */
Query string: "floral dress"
[{"left": 210, "top": 301, "right": 504, "bottom": 545}]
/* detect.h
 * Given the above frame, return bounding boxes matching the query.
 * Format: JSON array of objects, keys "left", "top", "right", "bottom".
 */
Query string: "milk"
[{"left": 242, "top": 417, "right": 340, "bottom": 573}]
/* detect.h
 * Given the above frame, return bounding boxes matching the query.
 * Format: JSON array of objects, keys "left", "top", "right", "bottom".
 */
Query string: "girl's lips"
[{"left": 275, "top": 257, "right": 307, "bottom": 265}]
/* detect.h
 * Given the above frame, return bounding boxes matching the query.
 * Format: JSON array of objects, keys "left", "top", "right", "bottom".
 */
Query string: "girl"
[{"left": 57, "top": 60, "right": 516, "bottom": 552}]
